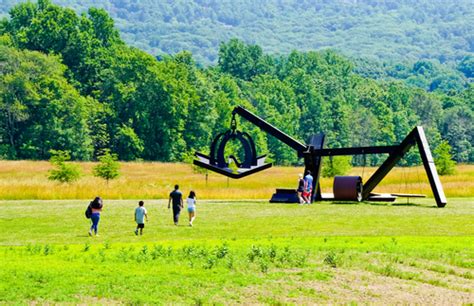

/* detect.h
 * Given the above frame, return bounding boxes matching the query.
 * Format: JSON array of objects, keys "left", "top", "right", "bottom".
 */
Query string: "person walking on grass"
[
  {"left": 187, "top": 191, "right": 197, "bottom": 227},
  {"left": 297, "top": 173, "right": 305, "bottom": 204},
  {"left": 168, "top": 184, "right": 183, "bottom": 225},
  {"left": 303, "top": 170, "right": 314, "bottom": 204},
  {"left": 134, "top": 200, "right": 148, "bottom": 235},
  {"left": 88, "top": 196, "right": 103, "bottom": 236}
]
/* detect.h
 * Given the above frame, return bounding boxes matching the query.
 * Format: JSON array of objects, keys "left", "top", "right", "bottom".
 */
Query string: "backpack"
[{"left": 85, "top": 204, "right": 92, "bottom": 219}]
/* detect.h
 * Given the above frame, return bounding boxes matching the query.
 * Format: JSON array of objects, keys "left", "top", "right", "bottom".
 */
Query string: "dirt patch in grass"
[
  {"left": 363, "top": 256, "right": 474, "bottom": 293},
  {"left": 238, "top": 268, "right": 474, "bottom": 304},
  {"left": 74, "top": 296, "right": 125, "bottom": 304}
]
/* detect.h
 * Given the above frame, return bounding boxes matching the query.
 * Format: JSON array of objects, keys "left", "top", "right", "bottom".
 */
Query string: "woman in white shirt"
[{"left": 187, "top": 191, "right": 197, "bottom": 227}]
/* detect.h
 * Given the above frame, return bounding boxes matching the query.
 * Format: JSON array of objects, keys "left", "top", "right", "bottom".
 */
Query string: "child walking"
[
  {"left": 187, "top": 191, "right": 197, "bottom": 227},
  {"left": 134, "top": 200, "right": 148, "bottom": 235}
]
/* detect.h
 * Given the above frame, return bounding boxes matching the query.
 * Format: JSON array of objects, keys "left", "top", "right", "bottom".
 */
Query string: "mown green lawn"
[{"left": 1, "top": 198, "right": 473, "bottom": 303}]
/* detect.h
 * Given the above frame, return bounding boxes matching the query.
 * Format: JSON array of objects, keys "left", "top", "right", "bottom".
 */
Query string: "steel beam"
[
  {"left": 304, "top": 133, "right": 325, "bottom": 201},
  {"left": 233, "top": 106, "right": 308, "bottom": 153},
  {"left": 312, "top": 145, "right": 398, "bottom": 156},
  {"left": 362, "top": 126, "right": 447, "bottom": 207},
  {"left": 415, "top": 127, "right": 447, "bottom": 207}
]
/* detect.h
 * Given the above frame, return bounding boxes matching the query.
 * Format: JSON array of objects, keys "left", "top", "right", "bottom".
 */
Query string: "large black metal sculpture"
[
  {"left": 194, "top": 106, "right": 447, "bottom": 207},
  {"left": 194, "top": 112, "right": 272, "bottom": 179}
]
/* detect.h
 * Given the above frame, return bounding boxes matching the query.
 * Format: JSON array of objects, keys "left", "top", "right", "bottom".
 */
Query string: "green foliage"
[
  {"left": 3, "top": 0, "right": 472, "bottom": 66},
  {"left": 322, "top": 156, "right": 352, "bottom": 178},
  {"left": 0, "top": 1, "right": 472, "bottom": 167},
  {"left": 434, "top": 141, "right": 456, "bottom": 175},
  {"left": 458, "top": 56, "right": 474, "bottom": 78},
  {"left": 47, "top": 150, "right": 82, "bottom": 183},
  {"left": 218, "top": 39, "right": 273, "bottom": 81},
  {"left": 93, "top": 149, "right": 120, "bottom": 184},
  {"left": 355, "top": 59, "right": 469, "bottom": 95},
  {"left": 114, "top": 125, "right": 144, "bottom": 161},
  {"left": 0, "top": 44, "right": 94, "bottom": 160}
]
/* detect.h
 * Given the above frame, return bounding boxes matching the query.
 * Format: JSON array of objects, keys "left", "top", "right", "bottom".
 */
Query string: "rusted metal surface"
[{"left": 333, "top": 176, "right": 363, "bottom": 201}]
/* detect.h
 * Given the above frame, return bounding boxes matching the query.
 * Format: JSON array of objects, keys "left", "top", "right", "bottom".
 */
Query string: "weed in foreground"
[
  {"left": 323, "top": 251, "right": 339, "bottom": 268},
  {"left": 215, "top": 243, "right": 229, "bottom": 259}
]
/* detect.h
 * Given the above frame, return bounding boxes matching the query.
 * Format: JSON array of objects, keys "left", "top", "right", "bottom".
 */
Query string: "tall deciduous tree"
[{"left": 0, "top": 44, "right": 94, "bottom": 160}]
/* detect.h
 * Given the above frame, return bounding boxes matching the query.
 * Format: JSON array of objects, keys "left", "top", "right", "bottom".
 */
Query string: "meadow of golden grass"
[{"left": 0, "top": 160, "right": 471, "bottom": 200}]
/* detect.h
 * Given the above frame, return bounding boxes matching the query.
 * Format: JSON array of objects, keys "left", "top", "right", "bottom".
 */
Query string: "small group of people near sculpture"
[
  {"left": 85, "top": 184, "right": 196, "bottom": 237},
  {"left": 86, "top": 171, "right": 313, "bottom": 236},
  {"left": 297, "top": 170, "right": 314, "bottom": 204}
]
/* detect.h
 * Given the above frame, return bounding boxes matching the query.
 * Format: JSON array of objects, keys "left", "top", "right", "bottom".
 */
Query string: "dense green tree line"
[
  {"left": 354, "top": 58, "right": 472, "bottom": 95},
  {"left": 0, "top": 1, "right": 472, "bottom": 165}
]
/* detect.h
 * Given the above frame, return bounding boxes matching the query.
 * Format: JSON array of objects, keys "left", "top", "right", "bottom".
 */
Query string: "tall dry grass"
[{"left": 0, "top": 161, "right": 472, "bottom": 200}]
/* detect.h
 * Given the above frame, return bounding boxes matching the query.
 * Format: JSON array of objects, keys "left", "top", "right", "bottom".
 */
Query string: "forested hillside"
[
  {"left": 0, "top": 1, "right": 472, "bottom": 165},
  {"left": 1, "top": 0, "right": 473, "bottom": 66}
]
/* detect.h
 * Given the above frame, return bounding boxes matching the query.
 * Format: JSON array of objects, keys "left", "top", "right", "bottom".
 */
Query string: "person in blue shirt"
[{"left": 303, "top": 170, "right": 314, "bottom": 204}]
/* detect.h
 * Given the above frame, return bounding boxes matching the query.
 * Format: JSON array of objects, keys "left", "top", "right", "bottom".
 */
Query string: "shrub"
[
  {"left": 434, "top": 141, "right": 456, "bottom": 175},
  {"left": 48, "top": 150, "right": 82, "bottom": 183},
  {"left": 322, "top": 156, "right": 352, "bottom": 177},
  {"left": 93, "top": 149, "right": 120, "bottom": 184}
]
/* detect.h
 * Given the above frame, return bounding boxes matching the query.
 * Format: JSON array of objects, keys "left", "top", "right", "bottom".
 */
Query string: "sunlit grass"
[
  {"left": 0, "top": 198, "right": 473, "bottom": 303},
  {"left": 0, "top": 161, "right": 471, "bottom": 200}
]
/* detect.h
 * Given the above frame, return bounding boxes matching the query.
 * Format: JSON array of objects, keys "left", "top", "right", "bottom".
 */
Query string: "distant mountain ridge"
[{"left": 1, "top": 0, "right": 473, "bottom": 65}]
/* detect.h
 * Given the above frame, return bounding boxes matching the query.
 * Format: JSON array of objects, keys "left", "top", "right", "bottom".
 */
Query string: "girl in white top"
[{"left": 187, "top": 190, "right": 197, "bottom": 227}]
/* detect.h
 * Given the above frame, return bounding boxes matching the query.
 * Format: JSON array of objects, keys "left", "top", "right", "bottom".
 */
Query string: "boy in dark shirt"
[{"left": 168, "top": 184, "right": 183, "bottom": 225}]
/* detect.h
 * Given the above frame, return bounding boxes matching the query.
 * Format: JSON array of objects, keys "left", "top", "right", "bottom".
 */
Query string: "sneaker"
[
  {"left": 88, "top": 231, "right": 92, "bottom": 237},
  {"left": 134, "top": 229, "right": 138, "bottom": 235},
  {"left": 189, "top": 222, "right": 193, "bottom": 227},
  {"left": 95, "top": 234, "right": 99, "bottom": 237}
]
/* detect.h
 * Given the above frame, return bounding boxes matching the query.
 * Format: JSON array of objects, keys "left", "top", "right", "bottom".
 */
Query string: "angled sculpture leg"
[
  {"left": 362, "top": 126, "right": 447, "bottom": 207},
  {"left": 305, "top": 133, "right": 325, "bottom": 201},
  {"left": 415, "top": 127, "right": 447, "bottom": 207}
]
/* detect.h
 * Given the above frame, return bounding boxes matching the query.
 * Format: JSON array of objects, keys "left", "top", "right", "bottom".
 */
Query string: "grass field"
[
  {"left": 0, "top": 161, "right": 472, "bottom": 200},
  {"left": 1, "top": 198, "right": 473, "bottom": 303},
  {"left": 0, "top": 161, "right": 472, "bottom": 303}
]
